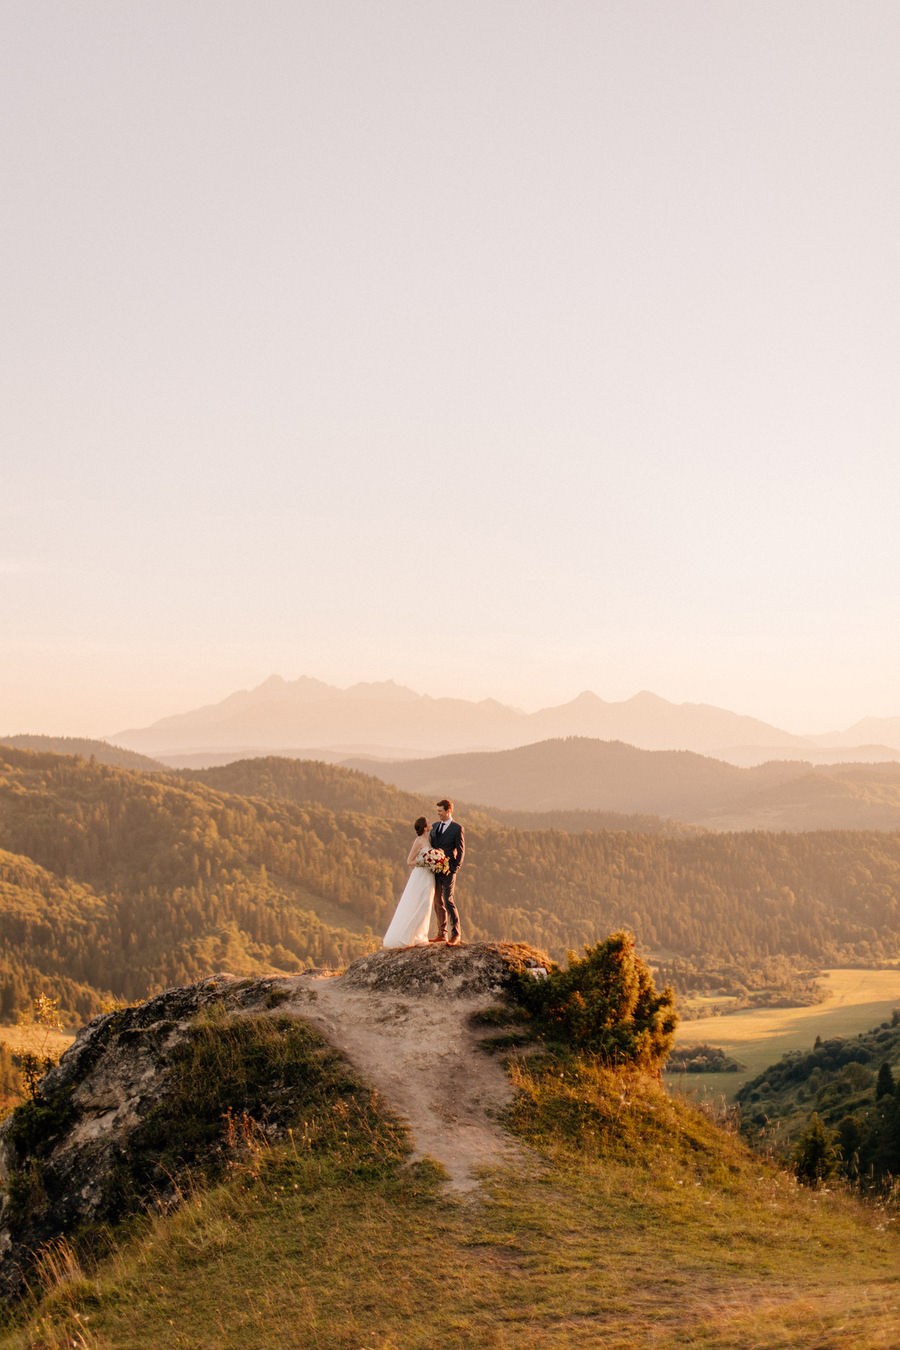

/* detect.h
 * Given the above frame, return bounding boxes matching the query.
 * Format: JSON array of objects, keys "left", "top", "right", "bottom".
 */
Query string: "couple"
[{"left": 382, "top": 798, "right": 465, "bottom": 949}]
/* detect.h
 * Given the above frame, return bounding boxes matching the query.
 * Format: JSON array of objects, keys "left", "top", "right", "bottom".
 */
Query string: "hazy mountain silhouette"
[
  {"left": 111, "top": 675, "right": 900, "bottom": 766},
  {"left": 113, "top": 677, "right": 523, "bottom": 760},
  {"left": 113, "top": 675, "right": 825, "bottom": 762},
  {"left": 809, "top": 715, "right": 900, "bottom": 749}
]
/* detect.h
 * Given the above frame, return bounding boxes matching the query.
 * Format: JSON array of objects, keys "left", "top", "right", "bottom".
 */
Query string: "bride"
[{"left": 383, "top": 816, "right": 435, "bottom": 948}]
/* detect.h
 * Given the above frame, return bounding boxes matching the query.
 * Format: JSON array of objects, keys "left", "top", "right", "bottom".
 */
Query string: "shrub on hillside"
[
  {"left": 792, "top": 1112, "right": 840, "bottom": 1186},
  {"left": 667, "top": 1043, "right": 745, "bottom": 1074},
  {"left": 509, "top": 931, "right": 678, "bottom": 1069}
]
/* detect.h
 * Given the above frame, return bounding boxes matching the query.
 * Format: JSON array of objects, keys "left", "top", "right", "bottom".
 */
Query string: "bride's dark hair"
[{"left": 414, "top": 816, "right": 428, "bottom": 835}]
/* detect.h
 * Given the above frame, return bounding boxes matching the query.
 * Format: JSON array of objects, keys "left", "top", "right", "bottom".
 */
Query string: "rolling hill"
[
  {"left": 0, "top": 735, "right": 165, "bottom": 773},
  {"left": 343, "top": 738, "right": 900, "bottom": 831},
  {"left": 181, "top": 755, "right": 687, "bottom": 835}
]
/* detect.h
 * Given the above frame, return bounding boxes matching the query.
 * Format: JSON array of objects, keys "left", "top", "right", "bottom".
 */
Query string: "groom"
[{"left": 429, "top": 798, "right": 464, "bottom": 945}]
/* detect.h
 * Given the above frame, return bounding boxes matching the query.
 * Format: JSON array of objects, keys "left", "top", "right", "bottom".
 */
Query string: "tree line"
[{"left": 737, "top": 1013, "right": 900, "bottom": 1190}]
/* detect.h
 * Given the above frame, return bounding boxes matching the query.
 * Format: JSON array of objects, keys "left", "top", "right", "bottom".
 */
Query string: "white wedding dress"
[{"left": 383, "top": 841, "right": 434, "bottom": 948}]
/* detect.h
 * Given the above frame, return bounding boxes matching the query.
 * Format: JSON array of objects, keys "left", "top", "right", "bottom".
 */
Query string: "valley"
[{"left": 668, "top": 967, "right": 900, "bottom": 1102}]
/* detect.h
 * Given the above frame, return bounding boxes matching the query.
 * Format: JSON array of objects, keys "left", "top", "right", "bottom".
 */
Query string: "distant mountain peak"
[
  {"left": 110, "top": 675, "right": 900, "bottom": 765},
  {"left": 343, "top": 681, "right": 418, "bottom": 702}
]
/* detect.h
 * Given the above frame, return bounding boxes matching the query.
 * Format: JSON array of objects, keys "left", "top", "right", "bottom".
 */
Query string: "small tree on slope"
[{"left": 512, "top": 930, "right": 678, "bottom": 1069}]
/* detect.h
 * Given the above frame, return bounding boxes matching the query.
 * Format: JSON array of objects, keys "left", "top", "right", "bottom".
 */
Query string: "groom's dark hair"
[{"left": 436, "top": 798, "right": 453, "bottom": 811}]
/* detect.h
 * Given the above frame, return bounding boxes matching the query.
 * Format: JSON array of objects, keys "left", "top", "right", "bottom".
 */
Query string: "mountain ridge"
[
  {"left": 341, "top": 737, "right": 900, "bottom": 830},
  {"left": 107, "top": 674, "right": 869, "bottom": 763}
]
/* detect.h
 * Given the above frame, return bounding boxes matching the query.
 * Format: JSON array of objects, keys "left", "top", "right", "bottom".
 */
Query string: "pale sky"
[{"left": 3, "top": 1, "right": 899, "bottom": 738}]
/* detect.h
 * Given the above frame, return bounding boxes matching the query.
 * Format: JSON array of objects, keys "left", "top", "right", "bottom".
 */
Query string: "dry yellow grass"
[
  {"left": 0, "top": 1024, "right": 74, "bottom": 1060},
  {"left": 0, "top": 1054, "right": 897, "bottom": 1350}
]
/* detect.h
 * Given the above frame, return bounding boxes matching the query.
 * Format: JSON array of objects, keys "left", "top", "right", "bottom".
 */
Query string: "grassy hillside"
[{"left": 0, "top": 1033, "right": 896, "bottom": 1349}]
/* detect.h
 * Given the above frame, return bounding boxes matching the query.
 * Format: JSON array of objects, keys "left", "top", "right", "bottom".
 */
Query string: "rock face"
[
  {"left": 340, "top": 941, "right": 549, "bottom": 996},
  {"left": 0, "top": 973, "right": 290, "bottom": 1298},
  {"left": 0, "top": 944, "right": 547, "bottom": 1298}
]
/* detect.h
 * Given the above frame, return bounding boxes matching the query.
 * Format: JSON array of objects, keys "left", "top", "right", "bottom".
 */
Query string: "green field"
[{"left": 666, "top": 968, "right": 900, "bottom": 1105}]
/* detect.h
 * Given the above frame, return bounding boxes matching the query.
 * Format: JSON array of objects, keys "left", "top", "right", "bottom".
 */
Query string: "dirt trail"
[{"left": 284, "top": 961, "right": 529, "bottom": 1192}]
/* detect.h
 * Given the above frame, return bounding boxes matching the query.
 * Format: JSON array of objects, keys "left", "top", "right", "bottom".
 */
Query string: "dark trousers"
[{"left": 433, "top": 871, "right": 460, "bottom": 938}]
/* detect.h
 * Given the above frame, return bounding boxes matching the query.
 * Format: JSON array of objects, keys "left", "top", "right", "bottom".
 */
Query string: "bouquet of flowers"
[{"left": 418, "top": 847, "right": 450, "bottom": 875}]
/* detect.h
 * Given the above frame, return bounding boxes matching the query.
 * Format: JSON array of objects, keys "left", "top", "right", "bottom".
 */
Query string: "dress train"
[{"left": 383, "top": 850, "right": 434, "bottom": 948}]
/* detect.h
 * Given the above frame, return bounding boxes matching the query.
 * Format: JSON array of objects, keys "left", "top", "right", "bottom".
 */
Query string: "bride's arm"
[{"left": 406, "top": 837, "right": 423, "bottom": 866}]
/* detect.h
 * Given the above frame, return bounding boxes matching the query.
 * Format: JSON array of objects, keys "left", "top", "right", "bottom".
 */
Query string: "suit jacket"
[{"left": 430, "top": 819, "right": 464, "bottom": 875}]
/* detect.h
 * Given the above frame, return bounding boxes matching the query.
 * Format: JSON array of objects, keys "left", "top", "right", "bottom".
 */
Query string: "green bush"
[
  {"left": 509, "top": 931, "right": 678, "bottom": 1068},
  {"left": 792, "top": 1112, "right": 840, "bottom": 1186}
]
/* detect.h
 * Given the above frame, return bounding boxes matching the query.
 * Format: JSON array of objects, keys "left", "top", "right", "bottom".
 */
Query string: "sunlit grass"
[
  {"left": 0, "top": 1027, "right": 74, "bottom": 1061},
  {"left": 1, "top": 1038, "right": 897, "bottom": 1349}
]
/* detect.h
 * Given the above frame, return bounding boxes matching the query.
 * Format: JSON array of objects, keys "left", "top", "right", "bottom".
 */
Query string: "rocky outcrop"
[
  {"left": 0, "top": 944, "right": 548, "bottom": 1298},
  {"left": 0, "top": 973, "right": 292, "bottom": 1298},
  {"left": 339, "top": 941, "right": 549, "bottom": 996}
]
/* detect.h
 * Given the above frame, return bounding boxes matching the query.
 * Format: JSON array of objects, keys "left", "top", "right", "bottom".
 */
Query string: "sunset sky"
[{"left": 3, "top": 1, "right": 899, "bottom": 738}]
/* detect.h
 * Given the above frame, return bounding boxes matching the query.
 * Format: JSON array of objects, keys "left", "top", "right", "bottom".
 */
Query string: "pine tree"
[
  {"left": 876, "top": 1061, "right": 895, "bottom": 1100},
  {"left": 792, "top": 1113, "right": 840, "bottom": 1186}
]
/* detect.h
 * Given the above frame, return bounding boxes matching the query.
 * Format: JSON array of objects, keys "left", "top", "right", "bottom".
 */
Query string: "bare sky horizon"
[{"left": 3, "top": 2, "right": 899, "bottom": 738}]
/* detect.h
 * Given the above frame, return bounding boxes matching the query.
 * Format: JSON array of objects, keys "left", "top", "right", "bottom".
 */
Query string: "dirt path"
[{"left": 284, "top": 968, "right": 527, "bottom": 1192}]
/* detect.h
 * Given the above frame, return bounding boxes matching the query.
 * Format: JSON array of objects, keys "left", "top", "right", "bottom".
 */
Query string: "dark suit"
[{"left": 429, "top": 818, "right": 464, "bottom": 940}]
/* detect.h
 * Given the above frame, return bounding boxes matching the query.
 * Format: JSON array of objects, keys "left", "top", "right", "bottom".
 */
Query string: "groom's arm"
[{"left": 453, "top": 826, "right": 465, "bottom": 871}]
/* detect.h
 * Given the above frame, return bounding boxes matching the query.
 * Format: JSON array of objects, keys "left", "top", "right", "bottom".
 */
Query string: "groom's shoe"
[
  {"left": 429, "top": 934, "right": 447, "bottom": 944},
  {"left": 447, "top": 933, "right": 462, "bottom": 946}
]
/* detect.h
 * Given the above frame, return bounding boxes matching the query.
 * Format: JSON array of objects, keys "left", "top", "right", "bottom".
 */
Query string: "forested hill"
[
  {"left": 484, "top": 807, "right": 699, "bottom": 836},
  {"left": 181, "top": 756, "right": 447, "bottom": 823},
  {"left": 343, "top": 738, "right": 900, "bottom": 831},
  {"left": 0, "top": 736, "right": 165, "bottom": 773},
  {"left": 182, "top": 757, "right": 681, "bottom": 835},
  {"left": 2, "top": 746, "right": 900, "bottom": 1022}
]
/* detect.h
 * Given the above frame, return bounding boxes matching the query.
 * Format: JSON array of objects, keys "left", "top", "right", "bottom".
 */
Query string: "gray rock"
[
  {"left": 0, "top": 973, "right": 291, "bottom": 1299},
  {"left": 341, "top": 941, "right": 549, "bottom": 997}
]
